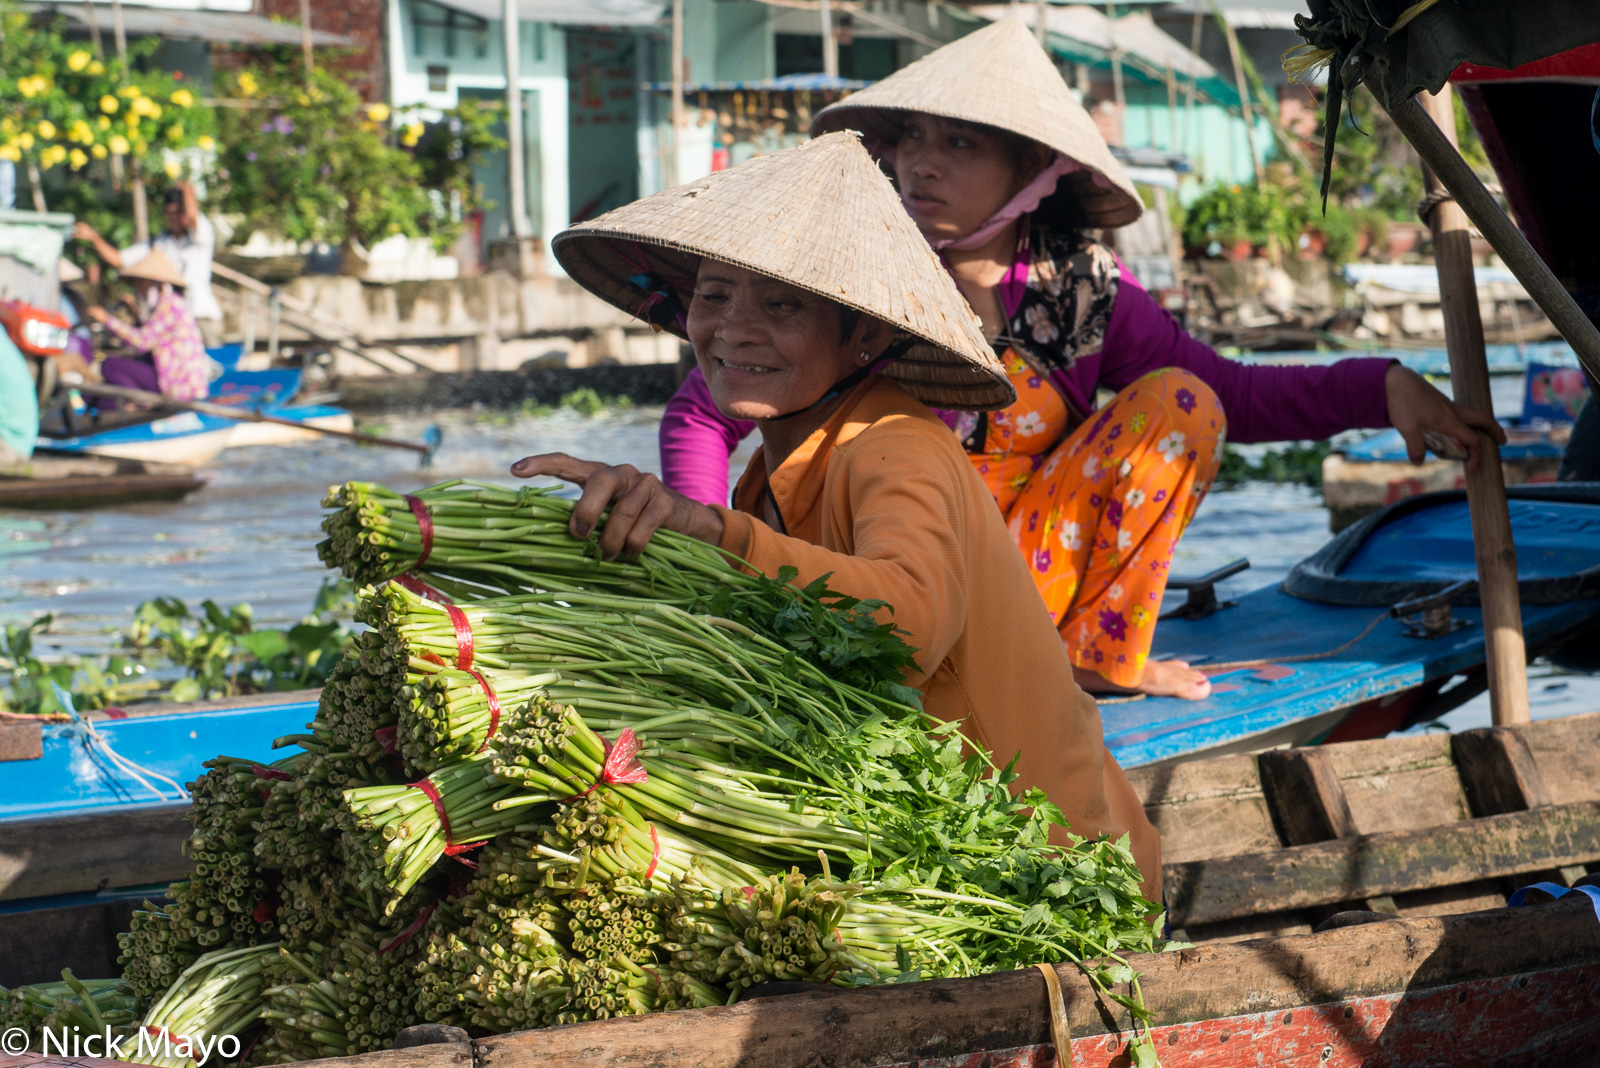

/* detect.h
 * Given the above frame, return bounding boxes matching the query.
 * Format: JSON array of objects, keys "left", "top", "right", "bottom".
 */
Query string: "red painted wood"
[
  {"left": 1451, "top": 42, "right": 1600, "bottom": 84},
  {"left": 872, "top": 962, "right": 1600, "bottom": 1068}
]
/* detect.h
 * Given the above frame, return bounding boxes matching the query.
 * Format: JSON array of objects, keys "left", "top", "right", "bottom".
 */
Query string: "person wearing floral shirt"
[
  {"left": 656, "top": 20, "right": 1502, "bottom": 702},
  {"left": 88, "top": 250, "right": 210, "bottom": 402}
]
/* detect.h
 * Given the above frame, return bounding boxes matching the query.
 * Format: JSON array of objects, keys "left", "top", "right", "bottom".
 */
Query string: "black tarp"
[{"left": 1293, "top": 0, "right": 1600, "bottom": 200}]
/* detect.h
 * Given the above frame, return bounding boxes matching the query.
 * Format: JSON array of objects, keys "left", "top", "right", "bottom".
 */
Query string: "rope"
[
  {"left": 1201, "top": 610, "right": 1390, "bottom": 674},
  {"left": 1417, "top": 188, "right": 1455, "bottom": 221}
]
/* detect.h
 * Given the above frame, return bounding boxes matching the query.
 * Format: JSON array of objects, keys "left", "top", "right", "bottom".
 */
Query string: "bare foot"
[{"left": 1072, "top": 659, "right": 1212, "bottom": 701}]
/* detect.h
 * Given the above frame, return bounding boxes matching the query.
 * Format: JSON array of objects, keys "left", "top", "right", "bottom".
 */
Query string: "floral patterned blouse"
[{"left": 101, "top": 287, "right": 210, "bottom": 402}]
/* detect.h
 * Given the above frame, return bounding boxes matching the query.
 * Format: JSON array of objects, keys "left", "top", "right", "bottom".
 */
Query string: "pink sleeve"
[
  {"left": 659, "top": 366, "right": 756, "bottom": 506},
  {"left": 101, "top": 307, "right": 163, "bottom": 353},
  {"left": 1098, "top": 261, "right": 1394, "bottom": 443}
]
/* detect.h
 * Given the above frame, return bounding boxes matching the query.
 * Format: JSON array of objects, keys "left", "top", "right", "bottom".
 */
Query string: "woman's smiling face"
[
  {"left": 893, "top": 113, "right": 1039, "bottom": 242},
  {"left": 687, "top": 261, "right": 881, "bottom": 421}
]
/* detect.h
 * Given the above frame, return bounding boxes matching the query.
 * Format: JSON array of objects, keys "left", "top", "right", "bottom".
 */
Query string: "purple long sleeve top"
[{"left": 661, "top": 255, "right": 1394, "bottom": 507}]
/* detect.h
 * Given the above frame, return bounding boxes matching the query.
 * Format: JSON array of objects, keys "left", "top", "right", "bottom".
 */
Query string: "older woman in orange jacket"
[{"left": 508, "top": 133, "right": 1162, "bottom": 900}]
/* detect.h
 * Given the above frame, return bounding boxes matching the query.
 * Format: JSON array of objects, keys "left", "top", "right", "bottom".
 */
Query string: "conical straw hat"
[
  {"left": 552, "top": 133, "right": 1013, "bottom": 411},
  {"left": 120, "top": 249, "right": 186, "bottom": 288},
  {"left": 811, "top": 18, "right": 1142, "bottom": 228}
]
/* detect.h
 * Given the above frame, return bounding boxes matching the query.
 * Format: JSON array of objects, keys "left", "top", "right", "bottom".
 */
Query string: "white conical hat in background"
[
  {"left": 811, "top": 18, "right": 1142, "bottom": 228},
  {"left": 552, "top": 132, "right": 1014, "bottom": 411}
]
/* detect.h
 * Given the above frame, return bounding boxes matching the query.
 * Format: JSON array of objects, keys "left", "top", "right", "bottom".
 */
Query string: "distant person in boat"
[
  {"left": 74, "top": 183, "right": 223, "bottom": 347},
  {"left": 655, "top": 19, "right": 1504, "bottom": 703},
  {"left": 87, "top": 250, "right": 210, "bottom": 403},
  {"left": 509, "top": 133, "right": 1164, "bottom": 900}
]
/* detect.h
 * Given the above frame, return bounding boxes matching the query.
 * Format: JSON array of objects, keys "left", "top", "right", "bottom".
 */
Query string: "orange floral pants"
[{"left": 984, "top": 367, "right": 1226, "bottom": 687}]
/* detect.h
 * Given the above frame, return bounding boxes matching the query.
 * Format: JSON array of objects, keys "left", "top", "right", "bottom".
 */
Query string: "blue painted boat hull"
[
  {"left": 1, "top": 700, "right": 318, "bottom": 822},
  {"left": 1114, "top": 487, "right": 1600, "bottom": 767},
  {"left": 36, "top": 363, "right": 352, "bottom": 466}
]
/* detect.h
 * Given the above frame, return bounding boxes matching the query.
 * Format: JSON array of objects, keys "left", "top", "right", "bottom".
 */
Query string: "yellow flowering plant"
[
  {"left": 0, "top": 0, "right": 212, "bottom": 230},
  {"left": 214, "top": 57, "right": 501, "bottom": 252}
]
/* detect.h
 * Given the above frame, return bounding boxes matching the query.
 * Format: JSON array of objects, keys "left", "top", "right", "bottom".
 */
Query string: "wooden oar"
[{"left": 74, "top": 380, "right": 440, "bottom": 462}]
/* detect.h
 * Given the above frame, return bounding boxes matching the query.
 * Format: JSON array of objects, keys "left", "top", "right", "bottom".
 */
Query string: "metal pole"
[
  {"left": 1384, "top": 91, "right": 1600, "bottom": 385},
  {"left": 299, "top": 0, "right": 314, "bottom": 82},
  {"left": 820, "top": 0, "right": 837, "bottom": 78},
  {"left": 109, "top": 0, "right": 147, "bottom": 243},
  {"left": 670, "top": 0, "right": 684, "bottom": 185},
  {"left": 503, "top": 0, "right": 529, "bottom": 238},
  {"left": 1034, "top": 0, "right": 1048, "bottom": 46},
  {"left": 1417, "top": 86, "right": 1529, "bottom": 727}
]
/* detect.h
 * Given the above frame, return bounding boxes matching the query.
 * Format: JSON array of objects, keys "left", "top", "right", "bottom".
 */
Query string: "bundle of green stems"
[
  {"left": 319, "top": 481, "right": 728, "bottom": 603},
  {"left": 138, "top": 943, "right": 276, "bottom": 1068},
  {"left": 1, "top": 973, "right": 138, "bottom": 1049},
  {"left": 322, "top": 480, "right": 924, "bottom": 699},
  {"left": 260, "top": 906, "right": 431, "bottom": 1063}
]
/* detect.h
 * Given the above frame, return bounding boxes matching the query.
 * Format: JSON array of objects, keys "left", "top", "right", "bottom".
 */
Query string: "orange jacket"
[{"left": 715, "top": 377, "right": 1160, "bottom": 891}]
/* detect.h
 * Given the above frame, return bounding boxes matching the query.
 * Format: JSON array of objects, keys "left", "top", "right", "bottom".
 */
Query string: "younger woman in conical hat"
[
  {"left": 511, "top": 132, "right": 1163, "bottom": 899},
  {"left": 658, "top": 18, "right": 1502, "bottom": 702}
]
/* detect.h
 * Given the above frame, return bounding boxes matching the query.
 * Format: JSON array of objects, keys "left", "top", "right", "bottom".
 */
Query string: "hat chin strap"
[
  {"left": 928, "top": 154, "right": 1079, "bottom": 253},
  {"left": 765, "top": 338, "right": 915, "bottom": 423}
]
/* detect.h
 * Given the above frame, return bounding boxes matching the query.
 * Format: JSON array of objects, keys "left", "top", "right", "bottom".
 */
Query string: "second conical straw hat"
[
  {"left": 552, "top": 133, "right": 1013, "bottom": 411},
  {"left": 812, "top": 18, "right": 1142, "bottom": 228}
]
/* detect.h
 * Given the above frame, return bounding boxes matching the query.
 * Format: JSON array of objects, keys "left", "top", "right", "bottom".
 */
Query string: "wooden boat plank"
[
  {"left": 0, "top": 806, "right": 190, "bottom": 902},
  {"left": 280, "top": 1048, "right": 468, "bottom": 1068},
  {"left": 1125, "top": 755, "right": 1277, "bottom": 865},
  {"left": 1515, "top": 712, "right": 1600, "bottom": 806},
  {"left": 1319, "top": 732, "right": 1473, "bottom": 836},
  {"left": 0, "top": 719, "right": 43, "bottom": 762},
  {"left": 876, "top": 961, "right": 1600, "bottom": 1067},
  {"left": 0, "top": 893, "right": 147, "bottom": 988},
  {"left": 1452, "top": 726, "right": 1553, "bottom": 815},
  {"left": 1258, "top": 749, "right": 1356, "bottom": 844},
  {"left": 471, "top": 899, "right": 1600, "bottom": 1068},
  {"left": 1165, "top": 799, "right": 1600, "bottom": 927}
]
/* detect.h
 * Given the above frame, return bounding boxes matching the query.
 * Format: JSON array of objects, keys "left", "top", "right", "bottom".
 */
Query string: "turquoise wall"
[{"left": 1119, "top": 83, "right": 1275, "bottom": 194}]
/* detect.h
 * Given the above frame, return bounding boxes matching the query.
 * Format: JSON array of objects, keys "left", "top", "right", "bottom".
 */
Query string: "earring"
[{"left": 857, "top": 351, "right": 873, "bottom": 364}]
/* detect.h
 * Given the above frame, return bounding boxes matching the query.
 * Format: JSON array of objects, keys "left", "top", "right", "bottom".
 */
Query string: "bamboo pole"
[
  {"left": 670, "top": 0, "right": 684, "bottom": 185},
  {"left": 109, "top": 0, "right": 147, "bottom": 244},
  {"left": 1105, "top": 3, "right": 1125, "bottom": 146},
  {"left": 1035, "top": 0, "right": 1048, "bottom": 46},
  {"left": 1416, "top": 86, "right": 1529, "bottom": 726},
  {"left": 299, "top": 0, "right": 314, "bottom": 83},
  {"left": 1383, "top": 91, "right": 1600, "bottom": 385},
  {"left": 1212, "top": 3, "right": 1260, "bottom": 184}
]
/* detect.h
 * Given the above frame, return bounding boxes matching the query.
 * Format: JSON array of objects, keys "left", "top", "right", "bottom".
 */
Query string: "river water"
[{"left": 2, "top": 403, "right": 1595, "bottom": 733}]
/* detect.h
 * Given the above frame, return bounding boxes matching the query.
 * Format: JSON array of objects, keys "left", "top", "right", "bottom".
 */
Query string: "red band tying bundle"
[
  {"left": 466, "top": 666, "right": 503, "bottom": 752},
  {"left": 142, "top": 1025, "right": 184, "bottom": 1046},
  {"left": 410, "top": 778, "right": 484, "bottom": 857},
  {"left": 252, "top": 898, "right": 279, "bottom": 924},
  {"left": 404, "top": 494, "right": 435, "bottom": 567},
  {"left": 379, "top": 901, "right": 437, "bottom": 955},
  {"left": 445, "top": 604, "right": 474, "bottom": 672},
  {"left": 558, "top": 728, "right": 650, "bottom": 802},
  {"left": 643, "top": 823, "right": 661, "bottom": 881},
  {"left": 374, "top": 726, "right": 399, "bottom": 755},
  {"left": 252, "top": 765, "right": 291, "bottom": 782},
  {"left": 394, "top": 572, "right": 454, "bottom": 604}
]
